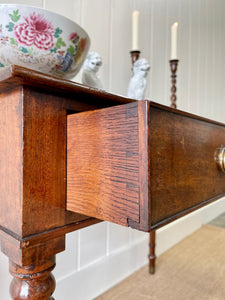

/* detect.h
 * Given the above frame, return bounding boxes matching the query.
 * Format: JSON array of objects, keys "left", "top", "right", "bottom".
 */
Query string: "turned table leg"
[
  {"left": 149, "top": 230, "right": 156, "bottom": 274},
  {"left": 9, "top": 256, "right": 56, "bottom": 300}
]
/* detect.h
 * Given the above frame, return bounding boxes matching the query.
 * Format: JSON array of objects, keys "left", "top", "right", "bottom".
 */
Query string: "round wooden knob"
[{"left": 215, "top": 147, "right": 225, "bottom": 172}]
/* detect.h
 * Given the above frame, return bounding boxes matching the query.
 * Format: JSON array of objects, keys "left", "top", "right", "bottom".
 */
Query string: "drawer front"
[{"left": 150, "top": 104, "right": 225, "bottom": 229}]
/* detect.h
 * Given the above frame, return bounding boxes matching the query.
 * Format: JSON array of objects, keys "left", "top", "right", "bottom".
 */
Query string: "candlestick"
[
  {"left": 149, "top": 230, "right": 156, "bottom": 274},
  {"left": 171, "top": 22, "right": 178, "bottom": 60},
  {"left": 132, "top": 10, "right": 140, "bottom": 51},
  {"left": 170, "top": 59, "right": 179, "bottom": 109}
]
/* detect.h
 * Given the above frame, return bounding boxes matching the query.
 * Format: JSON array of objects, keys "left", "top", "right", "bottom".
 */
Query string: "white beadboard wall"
[{"left": 0, "top": 0, "right": 225, "bottom": 299}]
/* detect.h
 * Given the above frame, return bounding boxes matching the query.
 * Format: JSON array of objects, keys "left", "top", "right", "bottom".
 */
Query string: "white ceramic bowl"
[{"left": 0, "top": 4, "right": 90, "bottom": 79}]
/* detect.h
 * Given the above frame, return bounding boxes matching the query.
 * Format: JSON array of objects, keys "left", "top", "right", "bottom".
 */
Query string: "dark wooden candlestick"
[
  {"left": 130, "top": 50, "right": 156, "bottom": 275},
  {"left": 149, "top": 230, "right": 156, "bottom": 274},
  {"left": 130, "top": 50, "right": 140, "bottom": 65},
  {"left": 170, "top": 59, "right": 179, "bottom": 108}
]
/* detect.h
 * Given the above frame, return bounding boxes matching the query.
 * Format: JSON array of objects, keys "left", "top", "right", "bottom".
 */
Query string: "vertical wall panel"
[
  {"left": 109, "top": 0, "right": 134, "bottom": 95},
  {"left": 80, "top": 0, "right": 111, "bottom": 90},
  {"left": 186, "top": 0, "right": 201, "bottom": 115},
  {"left": 214, "top": 0, "right": 225, "bottom": 123},
  {"left": 134, "top": 0, "right": 152, "bottom": 99},
  {"left": 204, "top": 0, "right": 213, "bottom": 119},
  {"left": 150, "top": 0, "right": 167, "bottom": 104},
  {"left": 197, "top": 0, "right": 208, "bottom": 118},
  {"left": 44, "top": 0, "right": 81, "bottom": 22},
  {"left": 178, "top": 0, "right": 191, "bottom": 112},
  {"left": 221, "top": 0, "right": 225, "bottom": 123}
]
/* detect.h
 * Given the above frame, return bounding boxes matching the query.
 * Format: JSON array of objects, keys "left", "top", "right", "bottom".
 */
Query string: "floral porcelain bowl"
[{"left": 0, "top": 4, "right": 90, "bottom": 79}]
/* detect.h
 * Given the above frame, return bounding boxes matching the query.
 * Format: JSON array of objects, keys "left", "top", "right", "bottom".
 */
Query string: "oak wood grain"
[
  {"left": 22, "top": 87, "right": 66, "bottom": 236},
  {"left": 67, "top": 102, "right": 144, "bottom": 227},
  {"left": 0, "top": 88, "right": 23, "bottom": 236},
  {"left": 67, "top": 101, "right": 150, "bottom": 231}
]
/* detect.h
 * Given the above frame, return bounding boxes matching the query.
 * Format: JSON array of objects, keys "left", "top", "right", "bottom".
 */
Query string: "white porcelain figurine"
[
  {"left": 82, "top": 51, "right": 103, "bottom": 89},
  {"left": 127, "top": 58, "right": 150, "bottom": 100}
]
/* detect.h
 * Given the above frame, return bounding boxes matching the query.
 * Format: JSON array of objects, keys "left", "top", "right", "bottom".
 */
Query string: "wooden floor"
[{"left": 96, "top": 213, "right": 225, "bottom": 300}]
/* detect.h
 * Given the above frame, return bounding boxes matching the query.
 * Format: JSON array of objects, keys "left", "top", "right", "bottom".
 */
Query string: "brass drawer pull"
[{"left": 215, "top": 148, "right": 225, "bottom": 172}]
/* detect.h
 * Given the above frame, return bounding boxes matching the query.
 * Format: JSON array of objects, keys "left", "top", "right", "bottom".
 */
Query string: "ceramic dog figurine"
[
  {"left": 127, "top": 58, "right": 150, "bottom": 100},
  {"left": 82, "top": 51, "right": 103, "bottom": 89}
]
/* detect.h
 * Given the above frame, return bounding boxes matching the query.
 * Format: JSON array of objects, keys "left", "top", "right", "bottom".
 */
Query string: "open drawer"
[{"left": 67, "top": 100, "right": 225, "bottom": 232}]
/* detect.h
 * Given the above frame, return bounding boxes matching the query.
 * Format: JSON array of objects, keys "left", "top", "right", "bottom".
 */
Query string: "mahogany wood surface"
[
  {"left": 150, "top": 103, "right": 225, "bottom": 229},
  {"left": 0, "top": 65, "right": 136, "bottom": 110}
]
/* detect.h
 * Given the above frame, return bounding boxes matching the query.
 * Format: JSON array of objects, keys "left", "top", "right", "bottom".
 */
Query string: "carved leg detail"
[
  {"left": 9, "top": 256, "right": 56, "bottom": 300},
  {"left": 149, "top": 230, "right": 156, "bottom": 274}
]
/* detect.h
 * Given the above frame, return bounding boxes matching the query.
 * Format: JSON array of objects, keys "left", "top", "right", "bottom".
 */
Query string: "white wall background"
[{"left": 0, "top": 0, "right": 225, "bottom": 299}]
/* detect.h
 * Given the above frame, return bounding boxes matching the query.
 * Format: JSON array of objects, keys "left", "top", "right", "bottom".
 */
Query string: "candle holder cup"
[{"left": 130, "top": 50, "right": 141, "bottom": 66}]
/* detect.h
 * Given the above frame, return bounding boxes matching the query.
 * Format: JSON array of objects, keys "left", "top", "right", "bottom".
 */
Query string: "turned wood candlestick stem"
[
  {"left": 149, "top": 230, "right": 156, "bottom": 274},
  {"left": 130, "top": 50, "right": 140, "bottom": 66},
  {"left": 131, "top": 49, "right": 156, "bottom": 275},
  {"left": 170, "top": 59, "right": 179, "bottom": 109}
]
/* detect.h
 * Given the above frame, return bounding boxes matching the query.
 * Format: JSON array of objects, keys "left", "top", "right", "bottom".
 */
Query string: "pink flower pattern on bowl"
[
  {"left": 69, "top": 32, "right": 77, "bottom": 41},
  {"left": 14, "top": 12, "right": 54, "bottom": 50},
  {"left": 0, "top": 5, "right": 90, "bottom": 78}
]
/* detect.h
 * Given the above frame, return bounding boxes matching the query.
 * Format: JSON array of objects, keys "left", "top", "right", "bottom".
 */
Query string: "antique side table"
[{"left": 1, "top": 65, "right": 225, "bottom": 299}]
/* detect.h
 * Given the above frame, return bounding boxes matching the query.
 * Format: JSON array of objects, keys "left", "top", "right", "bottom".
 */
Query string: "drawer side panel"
[{"left": 67, "top": 102, "right": 141, "bottom": 227}]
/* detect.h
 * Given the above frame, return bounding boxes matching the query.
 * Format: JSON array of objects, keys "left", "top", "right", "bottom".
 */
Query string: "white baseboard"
[{"left": 54, "top": 236, "right": 149, "bottom": 300}]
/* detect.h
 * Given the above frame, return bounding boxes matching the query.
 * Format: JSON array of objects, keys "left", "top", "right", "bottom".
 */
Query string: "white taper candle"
[
  {"left": 132, "top": 10, "right": 140, "bottom": 51},
  {"left": 171, "top": 22, "right": 178, "bottom": 59}
]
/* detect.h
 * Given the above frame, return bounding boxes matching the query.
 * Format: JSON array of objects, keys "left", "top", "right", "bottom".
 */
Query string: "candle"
[
  {"left": 132, "top": 10, "right": 140, "bottom": 51},
  {"left": 171, "top": 22, "right": 178, "bottom": 60}
]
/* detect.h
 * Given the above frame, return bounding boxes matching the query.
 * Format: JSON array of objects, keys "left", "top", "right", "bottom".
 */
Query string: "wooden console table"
[{"left": 1, "top": 65, "right": 225, "bottom": 299}]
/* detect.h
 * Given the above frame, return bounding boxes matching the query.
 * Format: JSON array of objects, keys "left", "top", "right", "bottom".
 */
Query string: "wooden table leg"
[
  {"left": 9, "top": 256, "right": 56, "bottom": 300},
  {"left": 149, "top": 230, "right": 156, "bottom": 274}
]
